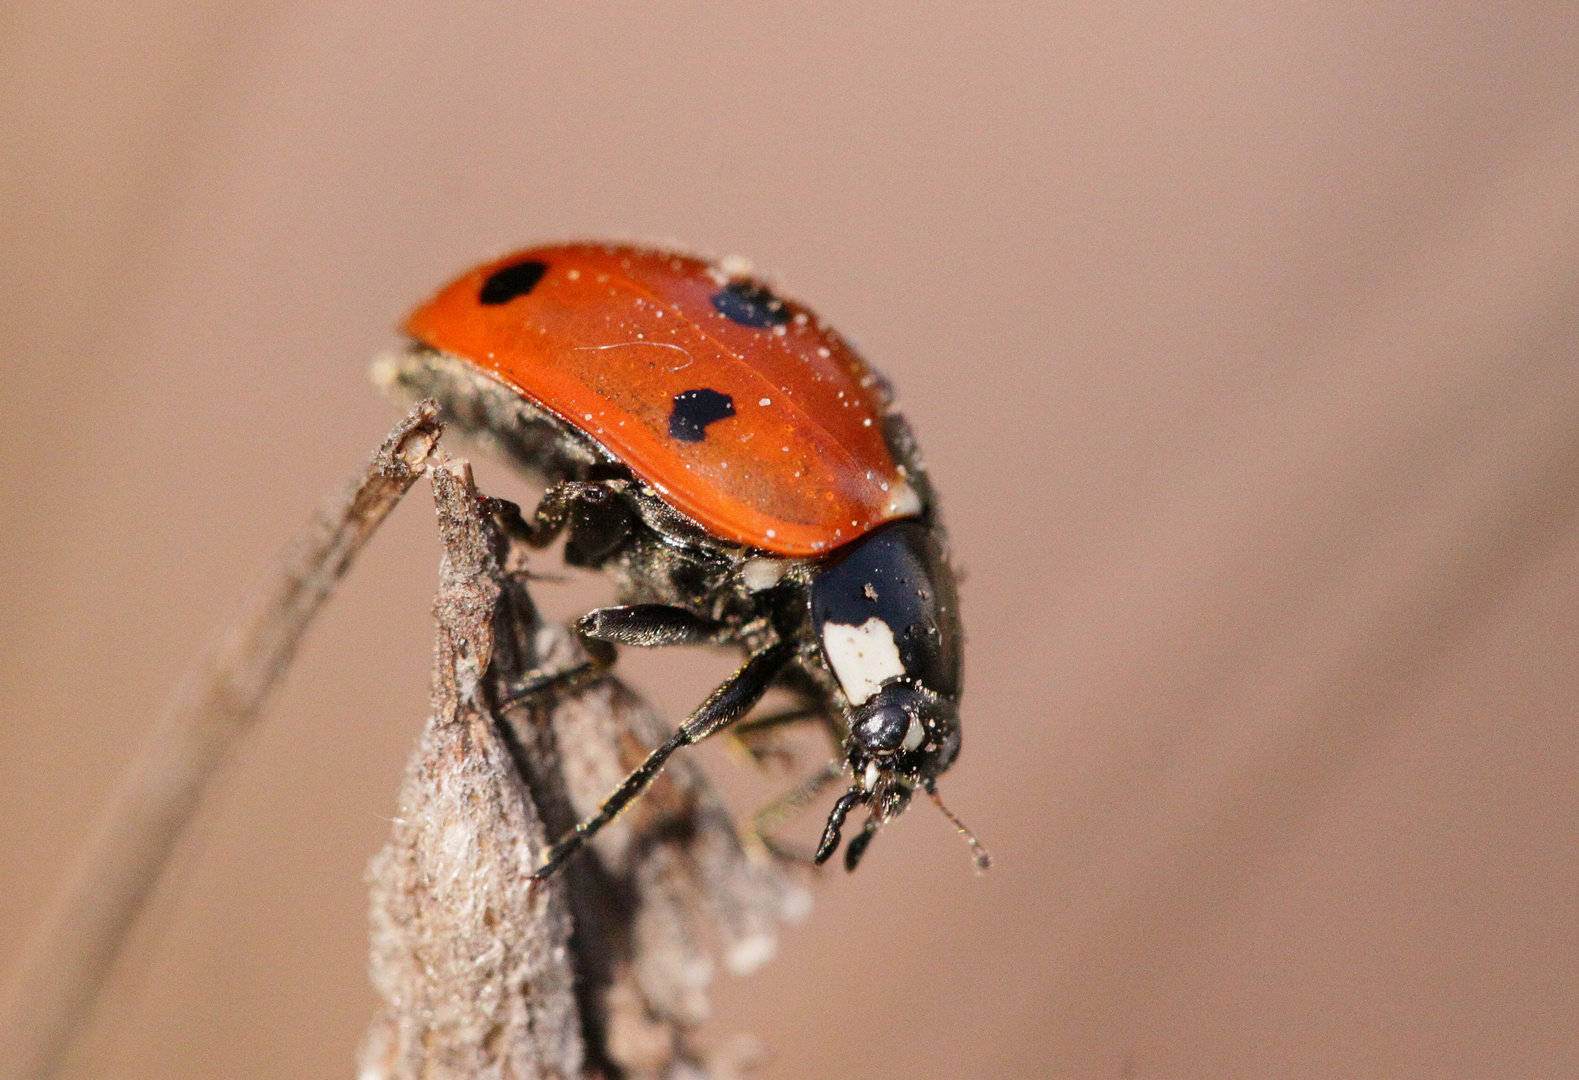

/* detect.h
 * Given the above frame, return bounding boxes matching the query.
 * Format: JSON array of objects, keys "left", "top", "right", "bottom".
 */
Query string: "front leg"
[
  {"left": 742, "top": 757, "right": 845, "bottom": 864},
  {"left": 531, "top": 641, "right": 796, "bottom": 879}
]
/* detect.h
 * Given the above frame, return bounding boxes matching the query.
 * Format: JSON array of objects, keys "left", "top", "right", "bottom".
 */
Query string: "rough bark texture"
[
  {"left": 360, "top": 457, "right": 807, "bottom": 1080},
  {"left": 358, "top": 457, "right": 583, "bottom": 1080}
]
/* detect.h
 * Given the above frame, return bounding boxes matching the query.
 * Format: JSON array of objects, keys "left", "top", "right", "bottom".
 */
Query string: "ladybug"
[{"left": 380, "top": 243, "right": 985, "bottom": 877}]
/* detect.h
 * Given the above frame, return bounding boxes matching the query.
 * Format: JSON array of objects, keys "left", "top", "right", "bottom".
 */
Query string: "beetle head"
[
  {"left": 815, "top": 679, "right": 964, "bottom": 870},
  {"left": 849, "top": 678, "right": 961, "bottom": 782}
]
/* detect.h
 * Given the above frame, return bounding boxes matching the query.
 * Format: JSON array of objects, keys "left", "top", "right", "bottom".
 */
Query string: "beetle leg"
[
  {"left": 727, "top": 702, "right": 825, "bottom": 767},
  {"left": 741, "top": 757, "right": 845, "bottom": 864},
  {"left": 731, "top": 702, "right": 822, "bottom": 739},
  {"left": 843, "top": 814, "right": 881, "bottom": 871},
  {"left": 494, "top": 621, "right": 617, "bottom": 709},
  {"left": 498, "top": 604, "right": 723, "bottom": 710},
  {"left": 814, "top": 787, "right": 868, "bottom": 866},
  {"left": 577, "top": 604, "right": 723, "bottom": 647},
  {"left": 531, "top": 640, "right": 795, "bottom": 879}
]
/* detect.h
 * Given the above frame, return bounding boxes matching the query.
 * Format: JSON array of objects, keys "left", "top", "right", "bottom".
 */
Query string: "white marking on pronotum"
[
  {"left": 741, "top": 557, "right": 788, "bottom": 592},
  {"left": 884, "top": 476, "right": 923, "bottom": 517},
  {"left": 822, "top": 617, "right": 904, "bottom": 706}
]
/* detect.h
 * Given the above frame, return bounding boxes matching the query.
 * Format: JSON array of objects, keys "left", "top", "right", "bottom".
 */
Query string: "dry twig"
[
  {"left": 358, "top": 456, "right": 583, "bottom": 1079},
  {"left": 360, "top": 455, "right": 807, "bottom": 1080},
  {"left": 0, "top": 403, "right": 444, "bottom": 1080}
]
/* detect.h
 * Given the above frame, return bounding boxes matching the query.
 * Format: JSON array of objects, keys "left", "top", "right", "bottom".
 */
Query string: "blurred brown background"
[{"left": 4, "top": 2, "right": 1579, "bottom": 1077}]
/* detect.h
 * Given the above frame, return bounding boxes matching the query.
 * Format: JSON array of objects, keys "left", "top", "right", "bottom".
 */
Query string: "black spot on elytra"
[
  {"left": 710, "top": 280, "right": 791, "bottom": 328},
  {"left": 478, "top": 260, "right": 548, "bottom": 305},
  {"left": 668, "top": 389, "right": 735, "bottom": 442}
]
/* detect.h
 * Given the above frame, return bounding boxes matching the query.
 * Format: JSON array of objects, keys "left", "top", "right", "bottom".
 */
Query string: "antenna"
[{"left": 925, "top": 781, "right": 992, "bottom": 875}]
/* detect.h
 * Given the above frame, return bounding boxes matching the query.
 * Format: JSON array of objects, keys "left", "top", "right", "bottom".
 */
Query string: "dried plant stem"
[
  {"left": 361, "top": 454, "right": 806, "bottom": 1079},
  {"left": 0, "top": 402, "right": 444, "bottom": 1080},
  {"left": 358, "top": 456, "right": 583, "bottom": 1079}
]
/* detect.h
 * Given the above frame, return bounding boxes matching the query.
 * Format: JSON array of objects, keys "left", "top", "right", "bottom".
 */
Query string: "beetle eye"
[{"left": 853, "top": 702, "right": 908, "bottom": 754}]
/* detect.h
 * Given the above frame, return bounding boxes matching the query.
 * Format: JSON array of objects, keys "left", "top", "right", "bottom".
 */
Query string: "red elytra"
[{"left": 404, "top": 244, "right": 920, "bottom": 556}]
